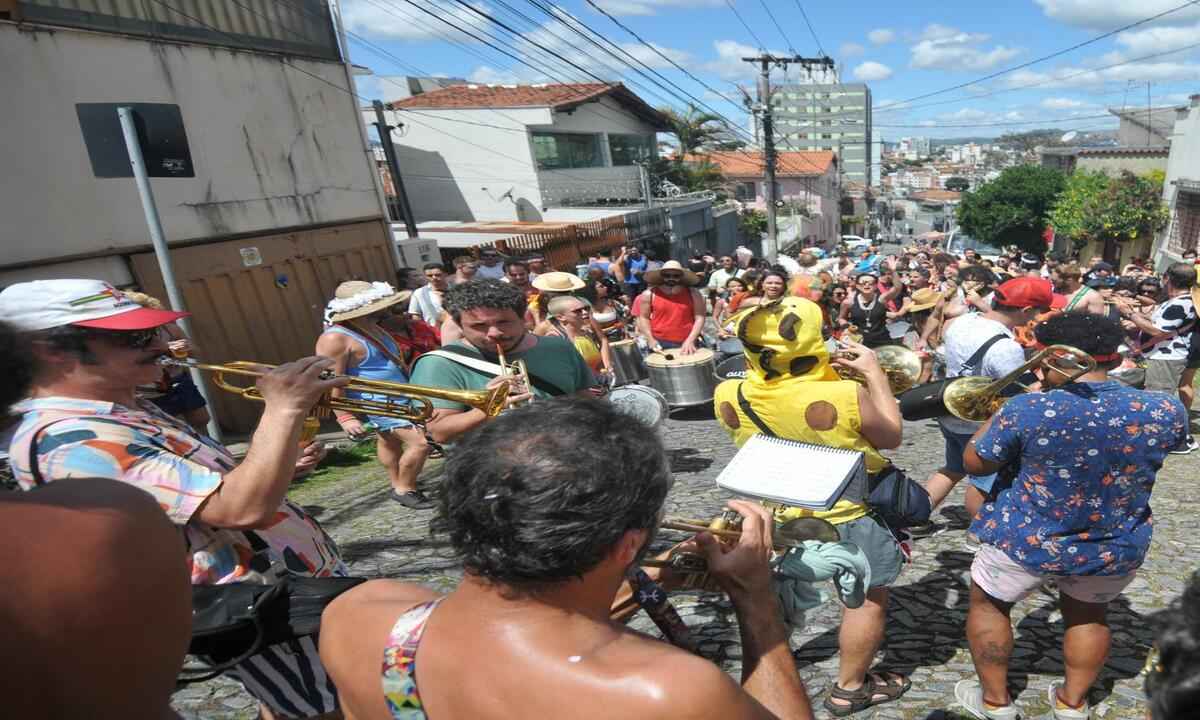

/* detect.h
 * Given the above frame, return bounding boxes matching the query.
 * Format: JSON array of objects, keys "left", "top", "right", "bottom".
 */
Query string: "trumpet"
[
  {"left": 942, "top": 343, "right": 1096, "bottom": 422},
  {"left": 160, "top": 357, "right": 509, "bottom": 423},
  {"left": 494, "top": 342, "right": 532, "bottom": 406},
  {"left": 640, "top": 513, "right": 837, "bottom": 577},
  {"left": 832, "top": 342, "right": 923, "bottom": 394}
]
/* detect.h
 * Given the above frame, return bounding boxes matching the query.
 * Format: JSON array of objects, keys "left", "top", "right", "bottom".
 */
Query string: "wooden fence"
[{"left": 489, "top": 209, "right": 669, "bottom": 269}]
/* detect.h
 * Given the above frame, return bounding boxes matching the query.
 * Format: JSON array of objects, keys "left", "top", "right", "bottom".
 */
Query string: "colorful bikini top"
[{"left": 381, "top": 597, "right": 444, "bottom": 720}]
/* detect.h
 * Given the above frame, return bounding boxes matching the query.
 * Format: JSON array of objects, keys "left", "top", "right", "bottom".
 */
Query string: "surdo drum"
[{"left": 644, "top": 348, "right": 719, "bottom": 407}]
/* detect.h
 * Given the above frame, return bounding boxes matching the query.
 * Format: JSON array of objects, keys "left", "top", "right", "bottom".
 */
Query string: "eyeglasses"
[
  {"left": 661, "top": 273, "right": 684, "bottom": 280},
  {"left": 568, "top": 307, "right": 589, "bottom": 315}
]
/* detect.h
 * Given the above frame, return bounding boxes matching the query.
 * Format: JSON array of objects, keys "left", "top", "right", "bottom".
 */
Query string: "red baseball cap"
[
  {"left": 994, "top": 276, "right": 1054, "bottom": 310},
  {"left": 0, "top": 279, "right": 188, "bottom": 332}
]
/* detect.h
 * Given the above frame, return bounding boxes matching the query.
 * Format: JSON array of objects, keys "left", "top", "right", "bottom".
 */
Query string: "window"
[
  {"left": 532, "top": 132, "right": 603, "bottom": 170},
  {"left": 607, "top": 134, "right": 655, "bottom": 166},
  {"left": 735, "top": 181, "right": 757, "bottom": 201}
]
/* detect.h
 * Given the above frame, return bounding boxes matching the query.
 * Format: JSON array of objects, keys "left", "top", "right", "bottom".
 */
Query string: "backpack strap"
[{"left": 736, "top": 383, "right": 778, "bottom": 438}]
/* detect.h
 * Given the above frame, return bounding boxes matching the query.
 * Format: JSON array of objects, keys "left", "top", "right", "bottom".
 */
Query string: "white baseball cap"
[{"left": 0, "top": 279, "right": 188, "bottom": 332}]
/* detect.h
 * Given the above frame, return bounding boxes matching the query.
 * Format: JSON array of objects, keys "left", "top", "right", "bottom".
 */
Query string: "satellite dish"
[{"left": 1061, "top": 131, "right": 1078, "bottom": 143}]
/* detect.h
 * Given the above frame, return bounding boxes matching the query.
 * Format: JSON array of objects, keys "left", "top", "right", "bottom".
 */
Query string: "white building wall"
[
  {"left": 382, "top": 95, "right": 657, "bottom": 223},
  {"left": 1, "top": 22, "right": 381, "bottom": 271},
  {"left": 1155, "top": 97, "right": 1200, "bottom": 262}
]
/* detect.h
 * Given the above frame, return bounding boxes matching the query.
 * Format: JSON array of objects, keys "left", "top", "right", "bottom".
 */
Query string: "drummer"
[{"left": 636, "top": 260, "right": 706, "bottom": 356}]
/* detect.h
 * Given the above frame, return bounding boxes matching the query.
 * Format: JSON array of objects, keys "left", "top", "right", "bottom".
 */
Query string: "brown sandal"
[{"left": 823, "top": 671, "right": 911, "bottom": 717}]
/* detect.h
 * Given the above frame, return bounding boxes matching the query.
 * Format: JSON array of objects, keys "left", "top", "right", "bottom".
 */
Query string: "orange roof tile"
[
  {"left": 687, "top": 150, "right": 835, "bottom": 178},
  {"left": 910, "top": 189, "right": 962, "bottom": 202},
  {"left": 388, "top": 82, "right": 670, "bottom": 128}
]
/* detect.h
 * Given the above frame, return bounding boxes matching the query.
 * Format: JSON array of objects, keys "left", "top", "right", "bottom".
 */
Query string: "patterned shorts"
[{"left": 971, "top": 544, "right": 1136, "bottom": 605}]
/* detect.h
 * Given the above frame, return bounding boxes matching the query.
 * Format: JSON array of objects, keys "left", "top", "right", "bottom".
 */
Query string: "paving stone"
[{"left": 172, "top": 410, "right": 1200, "bottom": 719}]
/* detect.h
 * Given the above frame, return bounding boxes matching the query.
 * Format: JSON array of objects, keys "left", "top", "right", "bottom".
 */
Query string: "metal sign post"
[{"left": 117, "top": 106, "right": 224, "bottom": 442}]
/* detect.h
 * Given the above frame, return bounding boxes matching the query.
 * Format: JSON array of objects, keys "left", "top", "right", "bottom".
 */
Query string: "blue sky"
[{"left": 342, "top": 0, "right": 1200, "bottom": 140}]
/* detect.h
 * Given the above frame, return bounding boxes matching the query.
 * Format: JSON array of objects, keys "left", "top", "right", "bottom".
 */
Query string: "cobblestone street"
[{"left": 174, "top": 408, "right": 1200, "bottom": 719}]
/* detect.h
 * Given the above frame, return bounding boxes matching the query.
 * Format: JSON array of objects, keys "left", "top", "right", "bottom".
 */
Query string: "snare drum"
[
  {"left": 645, "top": 348, "right": 718, "bottom": 407},
  {"left": 609, "top": 339, "right": 648, "bottom": 386},
  {"left": 607, "top": 385, "right": 669, "bottom": 430},
  {"left": 715, "top": 354, "right": 747, "bottom": 381}
]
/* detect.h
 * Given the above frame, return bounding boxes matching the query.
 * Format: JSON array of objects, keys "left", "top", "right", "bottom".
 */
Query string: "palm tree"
[{"left": 661, "top": 103, "right": 728, "bottom": 156}]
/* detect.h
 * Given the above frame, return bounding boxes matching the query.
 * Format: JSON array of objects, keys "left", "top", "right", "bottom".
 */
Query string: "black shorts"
[
  {"left": 1188, "top": 331, "right": 1200, "bottom": 369},
  {"left": 150, "top": 373, "right": 208, "bottom": 415}
]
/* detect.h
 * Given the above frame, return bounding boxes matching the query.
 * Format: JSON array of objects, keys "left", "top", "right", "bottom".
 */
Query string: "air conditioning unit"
[{"left": 395, "top": 235, "right": 440, "bottom": 268}]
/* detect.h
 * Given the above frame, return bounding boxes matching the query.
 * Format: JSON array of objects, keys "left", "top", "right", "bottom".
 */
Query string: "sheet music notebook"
[{"left": 716, "top": 434, "right": 867, "bottom": 510}]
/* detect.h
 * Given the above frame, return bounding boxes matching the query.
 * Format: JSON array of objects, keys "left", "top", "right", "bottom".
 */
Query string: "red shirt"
[
  {"left": 648, "top": 287, "right": 696, "bottom": 344},
  {"left": 386, "top": 318, "right": 440, "bottom": 360}
]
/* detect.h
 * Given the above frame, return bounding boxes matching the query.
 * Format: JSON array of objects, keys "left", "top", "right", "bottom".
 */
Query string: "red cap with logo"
[{"left": 993, "top": 276, "right": 1054, "bottom": 310}]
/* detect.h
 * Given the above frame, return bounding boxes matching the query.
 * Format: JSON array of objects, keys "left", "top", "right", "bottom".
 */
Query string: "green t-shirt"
[{"left": 410, "top": 336, "right": 596, "bottom": 410}]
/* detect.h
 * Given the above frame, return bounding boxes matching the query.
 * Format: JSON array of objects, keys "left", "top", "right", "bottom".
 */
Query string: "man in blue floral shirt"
[{"left": 953, "top": 313, "right": 1187, "bottom": 720}]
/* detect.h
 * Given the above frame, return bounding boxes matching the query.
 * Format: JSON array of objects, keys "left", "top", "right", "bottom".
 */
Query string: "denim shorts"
[{"left": 939, "top": 423, "right": 999, "bottom": 494}]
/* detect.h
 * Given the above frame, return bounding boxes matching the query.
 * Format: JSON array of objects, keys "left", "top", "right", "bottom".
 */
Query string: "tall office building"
[{"left": 771, "top": 83, "right": 872, "bottom": 187}]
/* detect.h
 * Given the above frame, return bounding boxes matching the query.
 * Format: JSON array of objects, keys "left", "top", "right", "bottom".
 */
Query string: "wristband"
[{"left": 335, "top": 413, "right": 356, "bottom": 423}]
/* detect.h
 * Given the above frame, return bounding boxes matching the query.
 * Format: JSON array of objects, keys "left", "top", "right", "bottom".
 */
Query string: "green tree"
[
  {"left": 739, "top": 208, "right": 767, "bottom": 241},
  {"left": 660, "top": 103, "right": 729, "bottom": 155},
  {"left": 1048, "top": 170, "right": 1169, "bottom": 255},
  {"left": 944, "top": 176, "right": 970, "bottom": 192},
  {"left": 956, "top": 165, "right": 1066, "bottom": 253}
]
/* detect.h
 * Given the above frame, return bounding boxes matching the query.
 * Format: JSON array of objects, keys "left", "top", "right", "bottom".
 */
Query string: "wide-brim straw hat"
[
  {"left": 645, "top": 260, "right": 700, "bottom": 286},
  {"left": 906, "top": 287, "right": 941, "bottom": 313},
  {"left": 325, "top": 281, "right": 411, "bottom": 323},
  {"left": 531, "top": 271, "right": 586, "bottom": 292}
]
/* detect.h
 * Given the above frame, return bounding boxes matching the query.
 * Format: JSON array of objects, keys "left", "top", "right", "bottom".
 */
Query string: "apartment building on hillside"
[{"left": 772, "top": 83, "right": 873, "bottom": 188}]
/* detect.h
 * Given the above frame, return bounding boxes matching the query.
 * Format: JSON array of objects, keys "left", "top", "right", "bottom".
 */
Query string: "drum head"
[
  {"left": 607, "top": 385, "right": 668, "bottom": 429},
  {"left": 645, "top": 347, "right": 715, "bottom": 368},
  {"left": 715, "top": 355, "right": 747, "bottom": 380}
]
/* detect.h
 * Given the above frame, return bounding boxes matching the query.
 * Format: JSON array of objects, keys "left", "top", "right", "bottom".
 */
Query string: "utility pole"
[
  {"left": 637, "top": 161, "right": 653, "bottom": 208},
  {"left": 742, "top": 54, "right": 834, "bottom": 262},
  {"left": 372, "top": 100, "right": 418, "bottom": 239}
]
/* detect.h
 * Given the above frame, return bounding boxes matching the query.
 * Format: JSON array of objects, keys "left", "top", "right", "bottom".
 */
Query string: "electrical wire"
[
  {"left": 724, "top": 0, "right": 768, "bottom": 51},
  {"left": 792, "top": 0, "right": 826, "bottom": 57},
  {"left": 758, "top": 0, "right": 797, "bottom": 54}
]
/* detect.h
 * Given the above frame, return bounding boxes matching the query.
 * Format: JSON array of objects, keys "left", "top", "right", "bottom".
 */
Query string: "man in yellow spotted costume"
[{"left": 713, "top": 296, "right": 912, "bottom": 716}]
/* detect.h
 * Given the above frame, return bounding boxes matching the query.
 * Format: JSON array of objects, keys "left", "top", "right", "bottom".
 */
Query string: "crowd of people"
[{"left": 1, "top": 234, "right": 1199, "bottom": 719}]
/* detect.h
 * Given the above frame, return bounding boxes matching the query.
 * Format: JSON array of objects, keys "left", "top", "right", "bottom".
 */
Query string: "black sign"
[{"left": 76, "top": 103, "right": 195, "bottom": 178}]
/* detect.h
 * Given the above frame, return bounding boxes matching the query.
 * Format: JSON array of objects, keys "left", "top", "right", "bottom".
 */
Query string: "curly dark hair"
[
  {"left": 442, "top": 279, "right": 528, "bottom": 323},
  {"left": 0, "top": 320, "right": 34, "bottom": 412},
  {"left": 1147, "top": 571, "right": 1200, "bottom": 719},
  {"left": 1034, "top": 312, "right": 1124, "bottom": 366},
  {"left": 432, "top": 397, "right": 672, "bottom": 592},
  {"left": 959, "top": 264, "right": 997, "bottom": 287}
]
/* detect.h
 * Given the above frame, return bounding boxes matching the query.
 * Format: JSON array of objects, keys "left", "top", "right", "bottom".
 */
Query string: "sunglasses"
[
  {"left": 84, "top": 327, "right": 163, "bottom": 350},
  {"left": 661, "top": 273, "right": 684, "bottom": 280}
]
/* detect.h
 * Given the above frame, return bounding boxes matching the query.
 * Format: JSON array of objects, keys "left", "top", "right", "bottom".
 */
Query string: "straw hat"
[
  {"left": 325, "top": 281, "right": 411, "bottom": 323},
  {"left": 645, "top": 260, "right": 700, "bottom": 286},
  {"left": 531, "top": 271, "right": 585, "bottom": 292},
  {"left": 906, "top": 287, "right": 941, "bottom": 312}
]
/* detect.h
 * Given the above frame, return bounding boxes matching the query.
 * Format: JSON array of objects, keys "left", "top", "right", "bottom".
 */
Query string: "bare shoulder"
[
  {"left": 315, "top": 329, "right": 352, "bottom": 354},
  {"left": 607, "top": 631, "right": 768, "bottom": 719}
]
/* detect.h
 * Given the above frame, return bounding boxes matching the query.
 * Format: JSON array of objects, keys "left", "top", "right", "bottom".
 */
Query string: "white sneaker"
[
  {"left": 1169, "top": 436, "right": 1199, "bottom": 455},
  {"left": 954, "top": 679, "right": 1020, "bottom": 719},
  {"left": 1047, "top": 681, "right": 1090, "bottom": 719}
]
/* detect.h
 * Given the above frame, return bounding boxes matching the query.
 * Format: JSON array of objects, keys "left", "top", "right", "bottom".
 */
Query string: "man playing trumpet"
[
  {"left": 410, "top": 279, "right": 597, "bottom": 444},
  {"left": 0, "top": 279, "right": 351, "bottom": 719},
  {"left": 713, "top": 297, "right": 912, "bottom": 716}
]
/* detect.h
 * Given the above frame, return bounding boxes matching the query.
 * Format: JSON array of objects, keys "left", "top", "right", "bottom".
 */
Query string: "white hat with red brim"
[{"left": 0, "top": 279, "right": 189, "bottom": 332}]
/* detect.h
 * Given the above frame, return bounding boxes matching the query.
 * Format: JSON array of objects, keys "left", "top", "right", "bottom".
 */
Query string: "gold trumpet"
[
  {"left": 494, "top": 342, "right": 532, "bottom": 406},
  {"left": 833, "top": 343, "right": 923, "bottom": 394},
  {"left": 160, "top": 357, "right": 509, "bottom": 423},
  {"left": 641, "top": 513, "right": 837, "bottom": 578},
  {"left": 942, "top": 343, "right": 1095, "bottom": 422}
]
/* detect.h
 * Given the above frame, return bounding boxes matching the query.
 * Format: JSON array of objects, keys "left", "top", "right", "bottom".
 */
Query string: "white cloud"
[
  {"left": 853, "top": 61, "right": 894, "bottom": 81},
  {"left": 467, "top": 66, "right": 526, "bottom": 84},
  {"left": 1041, "top": 97, "right": 1086, "bottom": 109},
  {"left": 868, "top": 28, "right": 896, "bottom": 45},
  {"left": 619, "top": 42, "right": 691, "bottom": 69},
  {"left": 840, "top": 42, "right": 866, "bottom": 58},
  {"left": 941, "top": 108, "right": 989, "bottom": 121},
  {"left": 1004, "top": 58, "right": 1200, "bottom": 89},
  {"left": 703, "top": 39, "right": 787, "bottom": 81},
  {"left": 910, "top": 24, "right": 1020, "bottom": 71},
  {"left": 1035, "top": 0, "right": 1200, "bottom": 31},
  {"left": 1115, "top": 22, "right": 1200, "bottom": 56},
  {"left": 342, "top": 0, "right": 492, "bottom": 41},
  {"left": 589, "top": 0, "right": 724, "bottom": 16}
]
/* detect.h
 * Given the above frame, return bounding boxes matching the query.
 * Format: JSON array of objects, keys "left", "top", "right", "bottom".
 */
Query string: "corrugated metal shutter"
[{"left": 130, "top": 220, "right": 396, "bottom": 433}]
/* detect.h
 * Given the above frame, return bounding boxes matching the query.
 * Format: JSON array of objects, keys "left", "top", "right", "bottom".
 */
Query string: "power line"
[
  {"left": 874, "top": 0, "right": 1200, "bottom": 113},
  {"left": 758, "top": 0, "right": 797, "bottom": 54},
  {"left": 724, "top": 0, "right": 768, "bottom": 50},
  {"left": 791, "top": 0, "right": 826, "bottom": 57},
  {"left": 876, "top": 112, "right": 1118, "bottom": 129}
]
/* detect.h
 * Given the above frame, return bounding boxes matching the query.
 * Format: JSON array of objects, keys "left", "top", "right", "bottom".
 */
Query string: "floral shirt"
[
  {"left": 970, "top": 382, "right": 1187, "bottom": 576},
  {"left": 9, "top": 397, "right": 346, "bottom": 585}
]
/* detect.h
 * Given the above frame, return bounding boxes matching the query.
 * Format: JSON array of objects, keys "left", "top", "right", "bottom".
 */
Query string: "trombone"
[
  {"left": 160, "top": 357, "right": 509, "bottom": 424},
  {"left": 942, "top": 343, "right": 1095, "bottom": 422}
]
